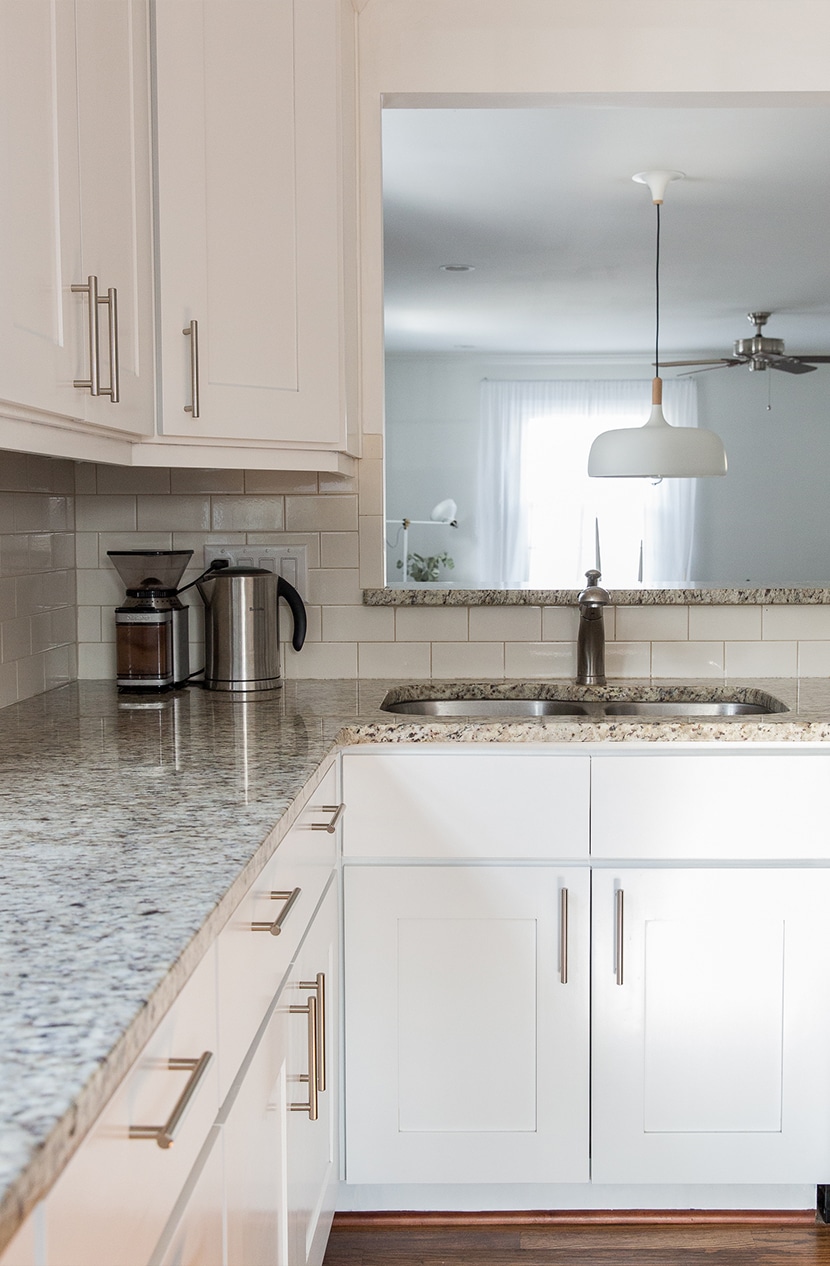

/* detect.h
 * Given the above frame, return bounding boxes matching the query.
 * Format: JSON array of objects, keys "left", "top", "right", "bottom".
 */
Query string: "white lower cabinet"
[
  {"left": 152, "top": 1129, "right": 224, "bottom": 1266},
  {"left": 342, "top": 744, "right": 830, "bottom": 1196},
  {"left": 344, "top": 865, "right": 590, "bottom": 1184},
  {"left": 220, "top": 879, "right": 339, "bottom": 1266},
  {"left": 591, "top": 866, "right": 830, "bottom": 1185},
  {"left": 44, "top": 946, "right": 220, "bottom": 1266},
  {"left": 286, "top": 881, "right": 339, "bottom": 1266}
]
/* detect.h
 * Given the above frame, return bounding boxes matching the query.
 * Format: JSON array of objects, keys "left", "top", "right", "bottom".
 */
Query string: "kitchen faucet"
[{"left": 576, "top": 568, "right": 611, "bottom": 686}]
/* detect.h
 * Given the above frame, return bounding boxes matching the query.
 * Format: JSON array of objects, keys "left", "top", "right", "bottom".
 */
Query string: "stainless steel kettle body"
[{"left": 196, "top": 566, "right": 307, "bottom": 692}]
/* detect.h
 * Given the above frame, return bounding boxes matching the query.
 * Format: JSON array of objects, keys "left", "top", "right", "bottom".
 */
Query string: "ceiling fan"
[{"left": 660, "top": 312, "right": 830, "bottom": 376}]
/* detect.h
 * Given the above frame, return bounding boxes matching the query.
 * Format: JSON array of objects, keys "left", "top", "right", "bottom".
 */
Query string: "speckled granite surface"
[
  {"left": 4, "top": 673, "right": 830, "bottom": 1251},
  {"left": 365, "top": 587, "right": 830, "bottom": 605}
]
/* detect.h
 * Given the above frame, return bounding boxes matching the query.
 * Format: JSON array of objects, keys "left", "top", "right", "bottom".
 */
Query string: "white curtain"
[{"left": 477, "top": 379, "right": 699, "bottom": 588}]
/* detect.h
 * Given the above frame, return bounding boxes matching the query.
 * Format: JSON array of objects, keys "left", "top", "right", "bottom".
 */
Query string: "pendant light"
[{"left": 588, "top": 170, "right": 727, "bottom": 479}]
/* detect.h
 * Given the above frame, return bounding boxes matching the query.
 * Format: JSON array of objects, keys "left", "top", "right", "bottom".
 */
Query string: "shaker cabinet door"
[
  {"left": 0, "top": 0, "right": 82, "bottom": 421},
  {"left": 73, "top": 0, "right": 155, "bottom": 436},
  {"left": 0, "top": 0, "right": 154, "bottom": 438},
  {"left": 591, "top": 867, "right": 830, "bottom": 1184},
  {"left": 154, "top": 0, "right": 352, "bottom": 449},
  {"left": 344, "top": 865, "right": 590, "bottom": 1185}
]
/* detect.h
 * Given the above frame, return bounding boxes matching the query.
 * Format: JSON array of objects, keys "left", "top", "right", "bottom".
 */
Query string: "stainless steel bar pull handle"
[
  {"left": 72, "top": 277, "right": 120, "bottom": 402},
  {"left": 100, "top": 287, "right": 119, "bottom": 402},
  {"left": 559, "top": 887, "right": 569, "bottom": 985},
  {"left": 183, "top": 319, "right": 200, "bottom": 417},
  {"left": 129, "top": 1050, "right": 214, "bottom": 1149},
  {"left": 290, "top": 994, "right": 319, "bottom": 1121},
  {"left": 299, "top": 972, "right": 326, "bottom": 1092},
  {"left": 311, "top": 804, "right": 345, "bottom": 834},
  {"left": 251, "top": 887, "right": 301, "bottom": 936},
  {"left": 72, "top": 275, "right": 100, "bottom": 395},
  {"left": 615, "top": 888, "right": 624, "bottom": 986}
]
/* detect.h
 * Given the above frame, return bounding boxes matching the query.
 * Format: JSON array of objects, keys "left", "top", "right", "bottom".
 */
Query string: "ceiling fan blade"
[
  {"left": 790, "top": 355, "right": 830, "bottom": 363},
  {"left": 676, "top": 363, "right": 737, "bottom": 377},
  {"left": 768, "top": 357, "right": 816, "bottom": 374},
  {"left": 658, "top": 358, "right": 740, "bottom": 368}
]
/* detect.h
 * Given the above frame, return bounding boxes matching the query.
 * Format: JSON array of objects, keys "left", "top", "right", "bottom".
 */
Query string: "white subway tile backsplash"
[
  {"left": 605, "top": 641, "right": 652, "bottom": 678},
  {"left": 77, "top": 606, "right": 102, "bottom": 643},
  {"left": 357, "top": 641, "right": 431, "bottom": 678},
  {"left": 136, "top": 496, "right": 210, "bottom": 532},
  {"left": 432, "top": 641, "right": 505, "bottom": 679},
  {"left": 542, "top": 606, "right": 580, "bottom": 641},
  {"left": 320, "top": 532, "right": 360, "bottom": 569},
  {"left": 797, "top": 641, "right": 830, "bottom": 677},
  {"left": 3, "top": 615, "right": 31, "bottom": 662},
  {"left": 210, "top": 496, "right": 284, "bottom": 532},
  {"left": 7, "top": 451, "right": 830, "bottom": 703},
  {"left": 322, "top": 605, "right": 395, "bottom": 642},
  {"left": 96, "top": 466, "right": 171, "bottom": 495},
  {"left": 688, "top": 605, "right": 762, "bottom": 640},
  {"left": 395, "top": 606, "right": 468, "bottom": 642},
  {"left": 358, "top": 516, "right": 384, "bottom": 589},
  {"left": 172, "top": 469, "right": 245, "bottom": 495},
  {"left": 725, "top": 640, "right": 799, "bottom": 677},
  {"left": 286, "top": 494, "right": 358, "bottom": 533},
  {"left": 504, "top": 640, "right": 576, "bottom": 679},
  {"left": 306, "top": 568, "right": 362, "bottom": 606},
  {"left": 244, "top": 470, "right": 318, "bottom": 495},
  {"left": 76, "top": 495, "right": 137, "bottom": 531},
  {"left": 651, "top": 640, "right": 724, "bottom": 679},
  {"left": 16, "top": 652, "right": 45, "bottom": 701},
  {"left": 615, "top": 605, "right": 689, "bottom": 641},
  {"left": 469, "top": 606, "right": 542, "bottom": 642},
  {"left": 76, "top": 567, "right": 125, "bottom": 607},
  {"left": 763, "top": 604, "right": 830, "bottom": 640},
  {"left": 284, "top": 641, "right": 357, "bottom": 679}
]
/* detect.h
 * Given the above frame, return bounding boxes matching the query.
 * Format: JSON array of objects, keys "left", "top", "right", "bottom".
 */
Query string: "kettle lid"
[{"left": 212, "top": 566, "right": 271, "bottom": 578}]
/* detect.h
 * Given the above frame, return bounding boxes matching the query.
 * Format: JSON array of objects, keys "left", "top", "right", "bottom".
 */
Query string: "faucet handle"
[{"left": 578, "top": 569, "right": 611, "bottom": 605}]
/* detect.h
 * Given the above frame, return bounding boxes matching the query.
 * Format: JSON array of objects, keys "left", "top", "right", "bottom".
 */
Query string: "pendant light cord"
[{"left": 655, "top": 201, "right": 661, "bottom": 372}]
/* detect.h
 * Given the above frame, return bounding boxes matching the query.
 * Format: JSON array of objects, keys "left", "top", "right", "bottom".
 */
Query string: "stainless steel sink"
[
  {"left": 382, "top": 698, "right": 593, "bottom": 717},
  {"left": 380, "top": 688, "right": 787, "bottom": 719},
  {"left": 601, "top": 700, "right": 772, "bottom": 717}
]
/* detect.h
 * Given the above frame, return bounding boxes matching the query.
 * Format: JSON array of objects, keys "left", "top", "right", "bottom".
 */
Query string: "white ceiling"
[{"left": 382, "top": 104, "right": 830, "bottom": 365}]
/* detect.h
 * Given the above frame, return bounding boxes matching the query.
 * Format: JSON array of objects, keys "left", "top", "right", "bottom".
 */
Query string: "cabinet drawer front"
[
  {"left": 44, "top": 947, "right": 219, "bottom": 1266},
  {"left": 216, "top": 762, "right": 339, "bottom": 1099},
  {"left": 591, "top": 750, "right": 830, "bottom": 859},
  {"left": 342, "top": 749, "right": 589, "bottom": 859}
]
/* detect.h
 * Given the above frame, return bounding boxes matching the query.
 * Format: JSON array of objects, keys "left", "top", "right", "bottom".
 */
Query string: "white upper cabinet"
[
  {"left": 154, "top": 0, "right": 358, "bottom": 454},
  {"left": 0, "top": 0, "right": 154, "bottom": 440},
  {"left": 0, "top": 0, "right": 83, "bottom": 423},
  {"left": 73, "top": 0, "right": 156, "bottom": 436}
]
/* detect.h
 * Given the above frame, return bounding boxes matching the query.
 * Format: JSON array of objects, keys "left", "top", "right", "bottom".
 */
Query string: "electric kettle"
[{"left": 196, "top": 566, "right": 307, "bottom": 692}]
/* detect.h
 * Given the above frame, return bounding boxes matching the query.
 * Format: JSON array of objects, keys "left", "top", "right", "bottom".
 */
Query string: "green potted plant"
[{"left": 397, "top": 551, "right": 455, "bottom": 583}]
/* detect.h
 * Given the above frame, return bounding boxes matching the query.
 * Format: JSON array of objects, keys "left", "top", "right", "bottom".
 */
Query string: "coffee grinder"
[{"left": 108, "top": 550, "right": 193, "bottom": 691}]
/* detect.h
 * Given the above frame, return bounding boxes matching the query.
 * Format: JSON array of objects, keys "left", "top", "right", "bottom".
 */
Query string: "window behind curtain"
[{"left": 477, "top": 379, "right": 699, "bottom": 588}]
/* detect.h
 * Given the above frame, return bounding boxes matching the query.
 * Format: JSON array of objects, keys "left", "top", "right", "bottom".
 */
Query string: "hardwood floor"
[{"left": 323, "top": 1221, "right": 830, "bottom": 1265}]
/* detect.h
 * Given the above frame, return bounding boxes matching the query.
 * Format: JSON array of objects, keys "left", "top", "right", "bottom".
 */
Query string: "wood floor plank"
[{"left": 323, "top": 1223, "right": 830, "bottom": 1266}]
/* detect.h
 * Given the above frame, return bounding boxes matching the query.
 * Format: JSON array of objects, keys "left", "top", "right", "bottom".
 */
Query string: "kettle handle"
[{"left": 277, "top": 576, "right": 307, "bottom": 652}]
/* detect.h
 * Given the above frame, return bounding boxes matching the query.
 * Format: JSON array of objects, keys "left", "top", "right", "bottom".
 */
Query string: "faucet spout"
[{"left": 576, "top": 568, "right": 611, "bottom": 686}]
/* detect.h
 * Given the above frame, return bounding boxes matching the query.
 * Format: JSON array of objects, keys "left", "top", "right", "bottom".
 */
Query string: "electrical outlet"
[{"left": 203, "top": 544, "right": 308, "bottom": 596}]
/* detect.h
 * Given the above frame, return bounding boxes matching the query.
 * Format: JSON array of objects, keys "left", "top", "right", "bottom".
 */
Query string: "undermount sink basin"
[{"left": 380, "top": 687, "right": 788, "bottom": 719}]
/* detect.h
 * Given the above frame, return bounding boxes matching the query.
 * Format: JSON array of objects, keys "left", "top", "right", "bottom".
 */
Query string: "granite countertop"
[{"left": 4, "top": 673, "right": 830, "bottom": 1251}]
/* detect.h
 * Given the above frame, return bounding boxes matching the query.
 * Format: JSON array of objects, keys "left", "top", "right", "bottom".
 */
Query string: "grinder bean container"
[{"left": 197, "top": 566, "right": 306, "bottom": 692}]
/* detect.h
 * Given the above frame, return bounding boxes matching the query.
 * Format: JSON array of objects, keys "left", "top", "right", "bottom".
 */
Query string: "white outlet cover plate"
[{"left": 203, "top": 544, "right": 308, "bottom": 596}]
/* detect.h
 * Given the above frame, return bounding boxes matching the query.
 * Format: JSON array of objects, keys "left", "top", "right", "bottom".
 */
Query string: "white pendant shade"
[
  {"left": 587, "top": 172, "right": 727, "bottom": 479},
  {"left": 588, "top": 379, "right": 727, "bottom": 478}
]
